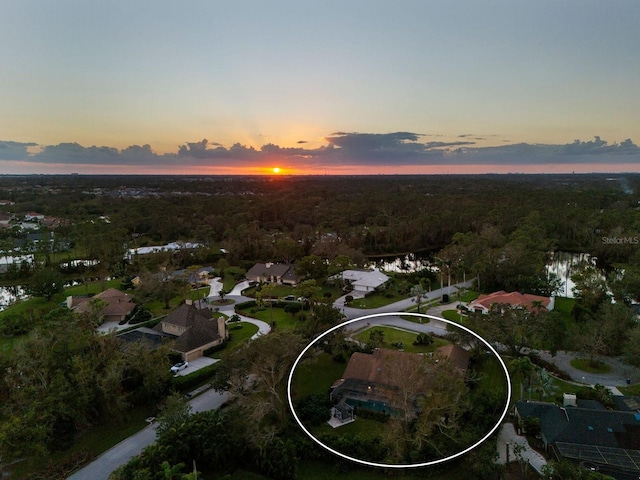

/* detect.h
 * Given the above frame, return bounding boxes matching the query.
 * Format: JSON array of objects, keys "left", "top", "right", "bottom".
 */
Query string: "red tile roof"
[{"left": 469, "top": 290, "right": 551, "bottom": 312}]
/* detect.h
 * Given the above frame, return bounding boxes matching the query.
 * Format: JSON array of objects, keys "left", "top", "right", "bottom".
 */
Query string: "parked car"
[
  {"left": 170, "top": 361, "right": 189, "bottom": 374},
  {"left": 283, "top": 295, "right": 296, "bottom": 301}
]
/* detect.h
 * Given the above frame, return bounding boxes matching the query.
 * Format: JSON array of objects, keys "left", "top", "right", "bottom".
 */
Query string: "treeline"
[{"left": 2, "top": 174, "right": 639, "bottom": 266}]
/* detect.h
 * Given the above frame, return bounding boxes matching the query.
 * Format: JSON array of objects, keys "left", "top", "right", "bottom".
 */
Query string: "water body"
[
  {"left": 369, "top": 251, "right": 606, "bottom": 299},
  {"left": 545, "top": 251, "right": 610, "bottom": 298},
  {"left": 366, "top": 253, "right": 432, "bottom": 273},
  {"left": 0, "top": 285, "right": 27, "bottom": 312}
]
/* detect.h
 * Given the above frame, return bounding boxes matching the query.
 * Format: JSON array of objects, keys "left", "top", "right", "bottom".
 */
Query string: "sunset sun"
[{"left": 272, "top": 167, "right": 281, "bottom": 174}]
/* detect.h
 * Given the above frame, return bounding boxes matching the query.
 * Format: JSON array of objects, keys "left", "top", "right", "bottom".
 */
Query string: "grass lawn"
[
  {"left": 311, "top": 416, "right": 388, "bottom": 439},
  {"left": 619, "top": 383, "right": 640, "bottom": 396},
  {"left": 460, "top": 290, "right": 479, "bottom": 302},
  {"left": 291, "top": 352, "right": 346, "bottom": 399},
  {"left": 348, "top": 291, "right": 406, "bottom": 309},
  {"left": 221, "top": 266, "right": 246, "bottom": 291},
  {"left": 569, "top": 358, "right": 612, "bottom": 374},
  {"left": 188, "top": 286, "right": 210, "bottom": 302},
  {"left": 441, "top": 309, "right": 464, "bottom": 322},
  {"left": 352, "top": 326, "right": 449, "bottom": 353},
  {"left": 211, "top": 322, "right": 259, "bottom": 359},
  {"left": 144, "top": 297, "right": 184, "bottom": 318},
  {"left": 400, "top": 314, "right": 430, "bottom": 323},
  {"left": 297, "top": 459, "right": 469, "bottom": 480},
  {"left": 474, "top": 353, "right": 509, "bottom": 397},
  {"left": 241, "top": 306, "right": 300, "bottom": 330}
]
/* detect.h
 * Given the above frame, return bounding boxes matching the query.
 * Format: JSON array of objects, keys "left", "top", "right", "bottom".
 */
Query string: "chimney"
[
  {"left": 563, "top": 393, "right": 577, "bottom": 407},
  {"left": 66, "top": 295, "right": 73, "bottom": 309},
  {"left": 185, "top": 299, "right": 193, "bottom": 305},
  {"left": 217, "top": 316, "right": 227, "bottom": 339}
]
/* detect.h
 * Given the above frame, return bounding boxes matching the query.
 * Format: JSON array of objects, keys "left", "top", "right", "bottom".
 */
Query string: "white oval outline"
[{"left": 286, "top": 312, "right": 512, "bottom": 468}]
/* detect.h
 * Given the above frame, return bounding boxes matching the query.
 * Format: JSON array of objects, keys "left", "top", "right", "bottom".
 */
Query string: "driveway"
[{"left": 172, "top": 356, "right": 218, "bottom": 377}]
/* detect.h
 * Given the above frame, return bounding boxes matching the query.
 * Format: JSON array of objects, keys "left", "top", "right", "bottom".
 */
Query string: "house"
[
  {"left": 330, "top": 345, "right": 469, "bottom": 415},
  {"left": 23, "top": 212, "right": 45, "bottom": 222},
  {"left": 467, "top": 290, "right": 554, "bottom": 314},
  {"left": 246, "top": 262, "right": 299, "bottom": 286},
  {"left": 154, "top": 300, "right": 227, "bottom": 361},
  {"left": 0, "top": 254, "right": 34, "bottom": 274},
  {"left": 69, "top": 288, "right": 136, "bottom": 323},
  {"left": 171, "top": 266, "right": 215, "bottom": 286},
  {"left": 331, "top": 268, "right": 390, "bottom": 293},
  {"left": 514, "top": 398, "right": 640, "bottom": 478},
  {"left": 0, "top": 213, "right": 12, "bottom": 228}
]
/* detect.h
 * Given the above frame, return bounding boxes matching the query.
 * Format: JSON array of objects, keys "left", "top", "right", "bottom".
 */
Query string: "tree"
[
  {"left": 511, "top": 356, "right": 534, "bottom": 400},
  {"left": 0, "top": 312, "right": 165, "bottom": 462},
  {"left": 383, "top": 353, "right": 470, "bottom": 461},
  {"left": 156, "top": 393, "right": 193, "bottom": 438},
  {"left": 136, "top": 269, "right": 188, "bottom": 310},
  {"left": 577, "top": 322, "right": 608, "bottom": 368},
  {"left": 622, "top": 326, "right": 640, "bottom": 367},
  {"left": 26, "top": 268, "right": 65, "bottom": 300},
  {"left": 214, "top": 331, "right": 306, "bottom": 446},
  {"left": 469, "top": 305, "right": 535, "bottom": 357},
  {"left": 367, "top": 329, "right": 385, "bottom": 349},
  {"left": 294, "top": 279, "right": 322, "bottom": 314},
  {"left": 295, "top": 255, "right": 328, "bottom": 281},
  {"left": 410, "top": 284, "right": 427, "bottom": 313}
]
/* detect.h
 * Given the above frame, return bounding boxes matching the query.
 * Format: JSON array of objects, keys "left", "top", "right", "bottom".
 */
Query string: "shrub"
[
  {"left": 354, "top": 407, "right": 390, "bottom": 423},
  {"left": 171, "top": 363, "right": 219, "bottom": 391},
  {"left": 284, "top": 303, "right": 302, "bottom": 315},
  {"left": 297, "top": 394, "right": 332, "bottom": 426},
  {"left": 235, "top": 300, "right": 257, "bottom": 310},
  {"left": 414, "top": 332, "right": 433, "bottom": 346}
]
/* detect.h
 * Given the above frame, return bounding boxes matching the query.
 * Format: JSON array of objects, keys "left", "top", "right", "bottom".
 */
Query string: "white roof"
[{"left": 341, "top": 269, "right": 389, "bottom": 289}]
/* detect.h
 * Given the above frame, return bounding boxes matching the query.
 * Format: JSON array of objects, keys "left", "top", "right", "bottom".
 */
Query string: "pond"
[
  {"left": 366, "top": 253, "right": 433, "bottom": 273},
  {"left": 368, "top": 251, "right": 609, "bottom": 299},
  {"left": 546, "top": 251, "right": 611, "bottom": 298},
  {"left": 0, "top": 285, "right": 28, "bottom": 312}
]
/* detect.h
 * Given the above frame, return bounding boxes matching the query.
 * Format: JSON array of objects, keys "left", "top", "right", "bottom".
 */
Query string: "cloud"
[
  {"left": 0, "top": 134, "right": 638, "bottom": 169},
  {"left": 0, "top": 140, "right": 37, "bottom": 160}
]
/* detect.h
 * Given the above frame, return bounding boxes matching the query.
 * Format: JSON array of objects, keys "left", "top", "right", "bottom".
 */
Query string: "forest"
[{"left": 0, "top": 173, "right": 639, "bottom": 480}]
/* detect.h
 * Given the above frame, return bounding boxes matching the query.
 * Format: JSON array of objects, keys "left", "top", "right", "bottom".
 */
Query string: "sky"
[{"left": 1, "top": 0, "right": 639, "bottom": 175}]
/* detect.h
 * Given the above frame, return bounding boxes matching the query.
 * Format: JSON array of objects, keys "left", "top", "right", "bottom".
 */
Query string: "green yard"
[
  {"left": 239, "top": 305, "right": 301, "bottom": 330},
  {"left": 352, "top": 325, "right": 449, "bottom": 353},
  {"left": 210, "top": 322, "right": 259, "bottom": 359},
  {"left": 347, "top": 291, "right": 406, "bottom": 309},
  {"left": 291, "top": 352, "right": 346, "bottom": 399}
]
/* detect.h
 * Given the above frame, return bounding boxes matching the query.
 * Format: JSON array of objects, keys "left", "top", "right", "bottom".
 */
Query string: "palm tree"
[
  {"left": 160, "top": 460, "right": 185, "bottom": 480},
  {"left": 511, "top": 356, "right": 534, "bottom": 400}
]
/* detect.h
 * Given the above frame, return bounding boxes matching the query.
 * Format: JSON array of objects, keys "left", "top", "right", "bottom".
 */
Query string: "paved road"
[
  {"left": 534, "top": 350, "right": 640, "bottom": 387},
  {"left": 336, "top": 280, "right": 475, "bottom": 319},
  {"left": 67, "top": 391, "right": 230, "bottom": 480}
]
